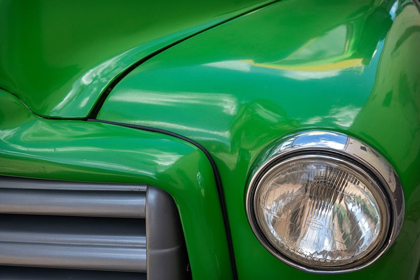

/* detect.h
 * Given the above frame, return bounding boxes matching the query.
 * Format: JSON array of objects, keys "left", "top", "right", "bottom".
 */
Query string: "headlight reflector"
[
  {"left": 255, "top": 155, "right": 388, "bottom": 268},
  {"left": 246, "top": 131, "right": 404, "bottom": 273}
]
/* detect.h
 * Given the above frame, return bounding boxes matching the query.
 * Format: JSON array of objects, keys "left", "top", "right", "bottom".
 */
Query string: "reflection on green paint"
[
  {"left": 0, "top": 0, "right": 275, "bottom": 118},
  {"left": 0, "top": 89, "right": 233, "bottom": 280},
  {"left": 99, "top": 0, "right": 420, "bottom": 279}
]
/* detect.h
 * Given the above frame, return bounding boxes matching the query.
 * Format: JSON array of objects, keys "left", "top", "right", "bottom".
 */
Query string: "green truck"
[{"left": 0, "top": 0, "right": 419, "bottom": 279}]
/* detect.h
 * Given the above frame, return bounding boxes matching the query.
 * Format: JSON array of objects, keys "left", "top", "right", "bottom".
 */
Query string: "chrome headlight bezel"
[{"left": 246, "top": 131, "right": 405, "bottom": 274}]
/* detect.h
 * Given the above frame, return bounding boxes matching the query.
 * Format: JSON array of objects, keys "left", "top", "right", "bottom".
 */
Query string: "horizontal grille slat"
[
  {"left": 0, "top": 242, "right": 146, "bottom": 272},
  {"left": 0, "top": 177, "right": 147, "bottom": 192},
  {"left": 0, "top": 215, "right": 146, "bottom": 247},
  {"left": 0, "top": 188, "right": 145, "bottom": 218},
  {"left": 0, "top": 266, "right": 146, "bottom": 280}
]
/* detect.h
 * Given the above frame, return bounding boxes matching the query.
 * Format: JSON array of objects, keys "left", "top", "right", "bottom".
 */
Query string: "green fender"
[{"left": 0, "top": 89, "right": 232, "bottom": 280}]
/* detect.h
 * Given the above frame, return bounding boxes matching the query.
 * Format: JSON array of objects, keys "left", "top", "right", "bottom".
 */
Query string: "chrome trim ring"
[{"left": 246, "top": 130, "right": 405, "bottom": 274}]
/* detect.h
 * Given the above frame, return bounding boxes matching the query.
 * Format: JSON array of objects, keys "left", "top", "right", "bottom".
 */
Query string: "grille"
[{"left": 0, "top": 176, "right": 189, "bottom": 280}]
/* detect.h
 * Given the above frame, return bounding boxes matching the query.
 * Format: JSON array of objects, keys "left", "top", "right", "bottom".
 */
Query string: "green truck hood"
[{"left": 0, "top": 0, "right": 273, "bottom": 118}]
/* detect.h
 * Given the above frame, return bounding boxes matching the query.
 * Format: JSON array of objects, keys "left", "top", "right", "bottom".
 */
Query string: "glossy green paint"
[
  {"left": 0, "top": 0, "right": 275, "bottom": 119},
  {"left": 0, "top": 89, "right": 233, "bottom": 280},
  {"left": 98, "top": 0, "right": 420, "bottom": 279}
]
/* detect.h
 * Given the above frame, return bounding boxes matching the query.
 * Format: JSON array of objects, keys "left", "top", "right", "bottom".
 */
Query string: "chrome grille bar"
[
  {"left": 0, "top": 176, "right": 189, "bottom": 279},
  {"left": 0, "top": 242, "right": 147, "bottom": 272},
  {"left": 0, "top": 188, "right": 146, "bottom": 218}
]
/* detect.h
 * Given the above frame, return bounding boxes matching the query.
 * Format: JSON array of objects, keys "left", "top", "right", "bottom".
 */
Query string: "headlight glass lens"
[{"left": 254, "top": 156, "right": 388, "bottom": 268}]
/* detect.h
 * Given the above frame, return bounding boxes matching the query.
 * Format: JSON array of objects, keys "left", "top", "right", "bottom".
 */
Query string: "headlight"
[{"left": 246, "top": 131, "right": 404, "bottom": 273}]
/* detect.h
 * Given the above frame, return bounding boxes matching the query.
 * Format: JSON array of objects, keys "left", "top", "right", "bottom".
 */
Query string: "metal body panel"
[
  {"left": 0, "top": 90, "right": 232, "bottom": 279},
  {"left": 97, "top": 0, "right": 420, "bottom": 279},
  {"left": 0, "top": 0, "right": 275, "bottom": 118}
]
